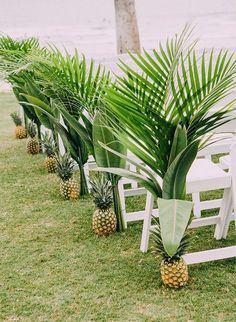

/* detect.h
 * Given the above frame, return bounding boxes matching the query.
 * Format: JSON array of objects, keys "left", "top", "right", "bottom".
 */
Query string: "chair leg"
[
  {"left": 140, "top": 192, "right": 154, "bottom": 253},
  {"left": 118, "top": 180, "right": 127, "bottom": 229},
  {"left": 222, "top": 211, "right": 234, "bottom": 239},
  {"left": 192, "top": 192, "right": 201, "bottom": 218},
  {"left": 214, "top": 188, "right": 233, "bottom": 240},
  {"left": 229, "top": 144, "right": 236, "bottom": 231}
]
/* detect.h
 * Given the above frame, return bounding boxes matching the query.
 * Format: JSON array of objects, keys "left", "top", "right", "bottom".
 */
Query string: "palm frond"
[{"left": 105, "top": 28, "right": 236, "bottom": 180}]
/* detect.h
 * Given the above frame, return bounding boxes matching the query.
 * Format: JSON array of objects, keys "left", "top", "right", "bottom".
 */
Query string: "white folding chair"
[
  {"left": 140, "top": 157, "right": 233, "bottom": 253},
  {"left": 118, "top": 158, "right": 231, "bottom": 229},
  {"left": 119, "top": 134, "right": 236, "bottom": 222},
  {"left": 193, "top": 131, "right": 236, "bottom": 217},
  {"left": 220, "top": 145, "right": 236, "bottom": 230},
  {"left": 198, "top": 134, "right": 235, "bottom": 168},
  {"left": 197, "top": 108, "right": 236, "bottom": 168},
  {"left": 183, "top": 144, "right": 236, "bottom": 265}
]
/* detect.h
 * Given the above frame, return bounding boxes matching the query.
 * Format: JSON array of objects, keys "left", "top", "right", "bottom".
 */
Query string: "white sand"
[
  {"left": 1, "top": 0, "right": 235, "bottom": 91},
  {"left": 0, "top": 0, "right": 235, "bottom": 57}
]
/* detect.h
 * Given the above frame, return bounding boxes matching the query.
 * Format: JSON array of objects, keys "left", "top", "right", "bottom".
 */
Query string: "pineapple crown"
[
  {"left": 27, "top": 122, "right": 37, "bottom": 138},
  {"left": 41, "top": 132, "right": 57, "bottom": 157},
  {"left": 10, "top": 111, "right": 22, "bottom": 126},
  {"left": 90, "top": 174, "right": 113, "bottom": 209},
  {"left": 55, "top": 153, "right": 75, "bottom": 181},
  {"left": 151, "top": 218, "right": 190, "bottom": 262}
]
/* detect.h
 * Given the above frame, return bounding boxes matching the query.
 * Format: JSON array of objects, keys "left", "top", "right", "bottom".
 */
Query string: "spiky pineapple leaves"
[{"left": 158, "top": 198, "right": 193, "bottom": 258}]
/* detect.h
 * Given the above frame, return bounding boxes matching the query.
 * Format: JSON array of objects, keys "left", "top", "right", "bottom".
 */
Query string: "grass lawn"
[{"left": 0, "top": 92, "right": 236, "bottom": 322}]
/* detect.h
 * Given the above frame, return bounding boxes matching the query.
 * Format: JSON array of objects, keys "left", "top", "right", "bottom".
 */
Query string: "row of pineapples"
[
  {"left": 10, "top": 111, "right": 116, "bottom": 238},
  {"left": 10, "top": 111, "right": 188, "bottom": 289},
  {"left": 10, "top": 115, "right": 187, "bottom": 290},
  {"left": 10, "top": 111, "right": 187, "bottom": 289},
  {"left": 11, "top": 112, "right": 80, "bottom": 197},
  {"left": 11, "top": 112, "right": 39, "bottom": 154}
]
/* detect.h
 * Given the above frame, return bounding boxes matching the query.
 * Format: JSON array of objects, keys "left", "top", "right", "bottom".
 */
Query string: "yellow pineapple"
[
  {"left": 45, "top": 156, "right": 57, "bottom": 173},
  {"left": 10, "top": 111, "right": 27, "bottom": 139},
  {"left": 27, "top": 122, "right": 39, "bottom": 154},
  {"left": 160, "top": 257, "right": 188, "bottom": 288},
  {"left": 90, "top": 175, "right": 116, "bottom": 236},
  {"left": 152, "top": 223, "right": 189, "bottom": 288},
  {"left": 41, "top": 132, "right": 57, "bottom": 173},
  {"left": 56, "top": 153, "right": 79, "bottom": 200}
]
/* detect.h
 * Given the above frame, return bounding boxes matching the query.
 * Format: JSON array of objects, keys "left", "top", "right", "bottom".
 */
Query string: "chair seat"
[
  {"left": 186, "top": 159, "right": 231, "bottom": 193},
  {"left": 121, "top": 159, "right": 231, "bottom": 194}
]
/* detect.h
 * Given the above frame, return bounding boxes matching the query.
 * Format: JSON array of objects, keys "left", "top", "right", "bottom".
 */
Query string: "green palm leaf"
[{"left": 104, "top": 27, "right": 236, "bottom": 181}]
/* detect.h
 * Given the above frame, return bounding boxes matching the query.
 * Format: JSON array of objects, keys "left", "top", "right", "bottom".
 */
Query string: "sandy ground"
[
  {"left": 0, "top": 0, "right": 235, "bottom": 90},
  {"left": 1, "top": 0, "right": 235, "bottom": 55}
]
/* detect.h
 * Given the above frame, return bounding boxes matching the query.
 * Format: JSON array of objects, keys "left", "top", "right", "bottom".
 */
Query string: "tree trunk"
[{"left": 114, "top": 0, "right": 140, "bottom": 54}]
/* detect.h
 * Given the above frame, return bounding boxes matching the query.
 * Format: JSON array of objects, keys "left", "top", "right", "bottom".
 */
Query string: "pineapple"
[
  {"left": 152, "top": 223, "right": 189, "bottom": 288},
  {"left": 56, "top": 153, "right": 79, "bottom": 200},
  {"left": 27, "top": 122, "right": 40, "bottom": 154},
  {"left": 10, "top": 111, "right": 27, "bottom": 139},
  {"left": 90, "top": 175, "right": 116, "bottom": 236},
  {"left": 41, "top": 133, "right": 57, "bottom": 173}
]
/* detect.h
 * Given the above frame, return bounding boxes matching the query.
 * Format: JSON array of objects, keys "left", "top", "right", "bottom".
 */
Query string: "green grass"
[{"left": 0, "top": 92, "right": 236, "bottom": 322}]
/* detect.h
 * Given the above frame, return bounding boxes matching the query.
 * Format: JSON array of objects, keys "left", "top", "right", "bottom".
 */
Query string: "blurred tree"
[{"left": 114, "top": 0, "right": 140, "bottom": 53}]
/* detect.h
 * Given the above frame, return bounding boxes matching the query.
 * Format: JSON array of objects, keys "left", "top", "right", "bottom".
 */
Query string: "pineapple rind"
[
  {"left": 93, "top": 208, "right": 116, "bottom": 236},
  {"left": 60, "top": 178, "right": 79, "bottom": 200},
  {"left": 45, "top": 156, "right": 57, "bottom": 173},
  {"left": 15, "top": 125, "right": 27, "bottom": 139},
  {"left": 27, "top": 138, "right": 40, "bottom": 154},
  {"left": 160, "top": 257, "right": 188, "bottom": 288}
]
